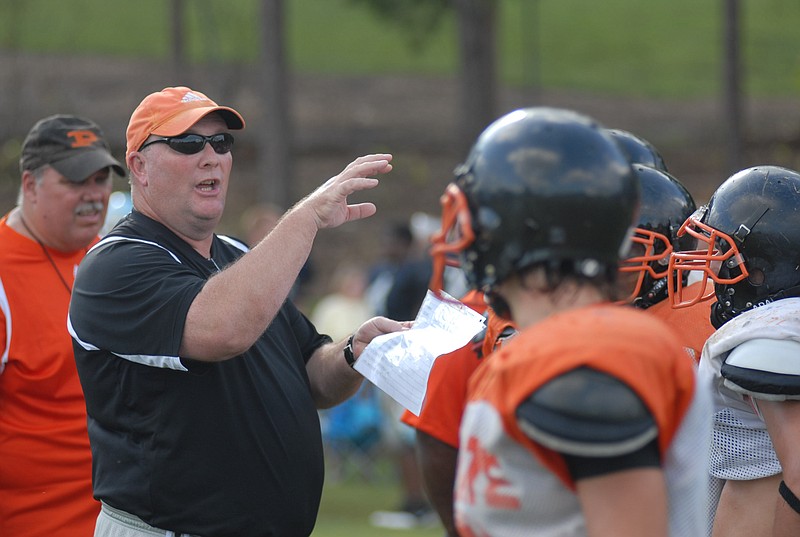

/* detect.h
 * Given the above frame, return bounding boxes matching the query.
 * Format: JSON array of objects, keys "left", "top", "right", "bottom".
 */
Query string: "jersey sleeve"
[
  {"left": 283, "top": 298, "right": 333, "bottom": 363},
  {"left": 68, "top": 240, "right": 205, "bottom": 360}
]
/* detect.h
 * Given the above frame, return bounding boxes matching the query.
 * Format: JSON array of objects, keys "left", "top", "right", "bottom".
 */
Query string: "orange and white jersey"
[{"left": 455, "top": 303, "right": 711, "bottom": 537}]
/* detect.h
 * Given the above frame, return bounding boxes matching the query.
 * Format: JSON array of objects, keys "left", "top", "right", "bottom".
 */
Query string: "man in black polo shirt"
[{"left": 68, "top": 86, "right": 401, "bottom": 537}]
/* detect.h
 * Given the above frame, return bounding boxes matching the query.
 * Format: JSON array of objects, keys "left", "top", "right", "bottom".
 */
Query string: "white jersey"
[{"left": 700, "top": 297, "right": 800, "bottom": 480}]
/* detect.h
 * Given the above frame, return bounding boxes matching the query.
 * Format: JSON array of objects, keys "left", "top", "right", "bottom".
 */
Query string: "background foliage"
[{"left": 2, "top": 0, "right": 799, "bottom": 97}]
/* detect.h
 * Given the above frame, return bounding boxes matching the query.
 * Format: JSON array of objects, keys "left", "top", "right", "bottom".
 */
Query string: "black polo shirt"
[{"left": 69, "top": 211, "right": 330, "bottom": 537}]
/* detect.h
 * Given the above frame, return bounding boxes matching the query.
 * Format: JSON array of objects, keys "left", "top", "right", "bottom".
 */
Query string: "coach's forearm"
[
  {"left": 306, "top": 339, "right": 364, "bottom": 409},
  {"left": 181, "top": 204, "right": 319, "bottom": 361}
]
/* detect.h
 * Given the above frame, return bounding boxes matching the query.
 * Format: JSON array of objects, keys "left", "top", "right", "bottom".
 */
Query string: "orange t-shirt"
[
  {"left": 647, "top": 279, "right": 716, "bottom": 364},
  {"left": 0, "top": 215, "right": 99, "bottom": 536},
  {"left": 401, "top": 290, "right": 515, "bottom": 448}
]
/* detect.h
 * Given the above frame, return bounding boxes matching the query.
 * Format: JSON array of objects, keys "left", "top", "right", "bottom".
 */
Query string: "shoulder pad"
[
  {"left": 722, "top": 338, "right": 800, "bottom": 400},
  {"left": 515, "top": 366, "right": 657, "bottom": 457}
]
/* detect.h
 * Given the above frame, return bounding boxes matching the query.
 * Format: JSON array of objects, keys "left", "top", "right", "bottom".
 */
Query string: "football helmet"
[
  {"left": 669, "top": 165, "right": 800, "bottom": 327},
  {"left": 606, "top": 128, "right": 668, "bottom": 173},
  {"left": 428, "top": 107, "right": 638, "bottom": 296},
  {"left": 618, "top": 164, "right": 696, "bottom": 308}
]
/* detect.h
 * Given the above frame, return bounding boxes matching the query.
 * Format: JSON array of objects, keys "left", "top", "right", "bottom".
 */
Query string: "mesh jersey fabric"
[{"left": 699, "top": 298, "right": 800, "bottom": 481}]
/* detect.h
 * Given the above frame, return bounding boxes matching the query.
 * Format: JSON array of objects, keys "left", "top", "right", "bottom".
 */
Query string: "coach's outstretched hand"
[{"left": 297, "top": 153, "right": 393, "bottom": 230}]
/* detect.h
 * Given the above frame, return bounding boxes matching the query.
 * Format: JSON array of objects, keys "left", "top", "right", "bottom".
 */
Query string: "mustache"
[{"left": 75, "top": 201, "right": 105, "bottom": 215}]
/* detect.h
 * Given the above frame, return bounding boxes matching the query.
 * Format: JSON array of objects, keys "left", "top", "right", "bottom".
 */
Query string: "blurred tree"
[
  {"left": 170, "top": 0, "right": 187, "bottom": 82},
  {"left": 5, "top": 0, "right": 27, "bottom": 133},
  {"left": 351, "top": 0, "right": 498, "bottom": 155},
  {"left": 723, "top": 0, "right": 743, "bottom": 175},
  {"left": 349, "top": 0, "right": 451, "bottom": 52},
  {"left": 454, "top": 0, "right": 497, "bottom": 156},
  {"left": 258, "top": 0, "right": 292, "bottom": 209}
]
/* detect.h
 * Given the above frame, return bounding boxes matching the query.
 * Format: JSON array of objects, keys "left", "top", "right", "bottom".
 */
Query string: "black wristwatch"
[{"left": 344, "top": 334, "right": 357, "bottom": 368}]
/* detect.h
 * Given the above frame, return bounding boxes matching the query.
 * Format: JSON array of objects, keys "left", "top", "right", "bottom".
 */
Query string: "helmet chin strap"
[
  {"left": 637, "top": 277, "right": 669, "bottom": 310},
  {"left": 771, "top": 285, "right": 800, "bottom": 302}
]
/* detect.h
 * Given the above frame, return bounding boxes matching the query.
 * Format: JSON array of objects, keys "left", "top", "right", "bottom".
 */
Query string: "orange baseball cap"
[{"left": 126, "top": 86, "right": 245, "bottom": 156}]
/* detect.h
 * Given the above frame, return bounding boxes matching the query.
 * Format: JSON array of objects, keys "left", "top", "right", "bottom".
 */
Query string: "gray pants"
[{"left": 95, "top": 503, "right": 201, "bottom": 537}]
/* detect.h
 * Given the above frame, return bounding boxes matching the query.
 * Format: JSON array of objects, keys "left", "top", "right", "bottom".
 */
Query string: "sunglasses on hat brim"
[{"left": 139, "top": 133, "right": 234, "bottom": 155}]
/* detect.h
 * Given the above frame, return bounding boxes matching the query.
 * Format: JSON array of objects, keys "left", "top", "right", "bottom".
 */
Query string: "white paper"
[{"left": 354, "top": 289, "right": 486, "bottom": 415}]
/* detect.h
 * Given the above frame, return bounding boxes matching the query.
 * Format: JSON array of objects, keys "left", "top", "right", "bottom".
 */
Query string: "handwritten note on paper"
[{"left": 354, "top": 290, "right": 486, "bottom": 415}]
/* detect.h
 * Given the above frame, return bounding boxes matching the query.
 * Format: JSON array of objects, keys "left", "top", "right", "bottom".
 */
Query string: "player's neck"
[{"left": 515, "top": 283, "right": 607, "bottom": 329}]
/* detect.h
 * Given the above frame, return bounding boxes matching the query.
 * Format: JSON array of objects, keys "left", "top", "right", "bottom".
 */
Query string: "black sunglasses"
[{"left": 139, "top": 133, "right": 234, "bottom": 155}]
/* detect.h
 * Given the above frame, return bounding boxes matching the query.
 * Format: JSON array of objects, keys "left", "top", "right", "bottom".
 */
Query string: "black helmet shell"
[
  {"left": 606, "top": 128, "right": 668, "bottom": 173},
  {"left": 456, "top": 107, "right": 639, "bottom": 290},
  {"left": 631, "top": 164, "right": 696, "bottom": 306},
  {"left": 704, "top": 165, "right": 800, "bottom": 322}
]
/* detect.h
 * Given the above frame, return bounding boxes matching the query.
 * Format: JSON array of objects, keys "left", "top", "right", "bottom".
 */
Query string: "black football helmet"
[
  {"left": 618, "top": 164, "right": 697, "bottom": 308},
  {"left": 606, "top": 129, "right": 668, "bottom": 173},
  {"left": 669, "top": 165, "right": 800, "bottom": 327},
  {"left": 428, "top": 107, "right": 639, "bottom": 296}
]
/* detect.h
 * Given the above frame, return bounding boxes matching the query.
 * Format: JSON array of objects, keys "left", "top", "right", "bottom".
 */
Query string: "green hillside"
[{"left": 1, "top": 0, "right": 798, "bottom": 97}]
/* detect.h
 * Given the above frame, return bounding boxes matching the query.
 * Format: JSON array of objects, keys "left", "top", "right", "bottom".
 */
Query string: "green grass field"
[
  {"left": 313, "top": 455, "right": 444, "bottom": 537},
  {"left": 315, "top": 483, "right": 443, "bottom": 536},
  {"left": 1, "top": 0, "right": 799, "bottom": 97}
]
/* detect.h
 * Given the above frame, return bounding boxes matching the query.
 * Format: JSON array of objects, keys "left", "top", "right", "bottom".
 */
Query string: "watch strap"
[{"left": 344, "top": 334, "right": 357, "bottom": 368}]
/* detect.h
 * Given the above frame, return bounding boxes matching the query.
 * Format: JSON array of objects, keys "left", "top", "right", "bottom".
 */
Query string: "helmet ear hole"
[{"left": 747, "top": 267, "right": 765, "bottom": 286}]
